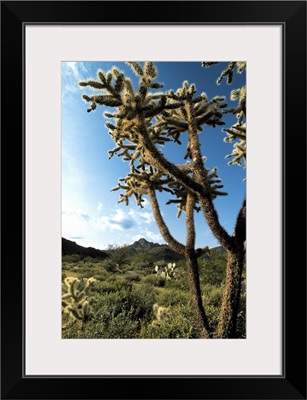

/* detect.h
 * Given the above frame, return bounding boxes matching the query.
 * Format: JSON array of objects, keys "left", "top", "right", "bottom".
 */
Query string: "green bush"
[
  {"left": 124, "top": 271, "right": 141, "bottom": 283},
  {"left": 94, "top": 280, "right": 117, "bottom": 294},
  {"left": 79, "top": 270, "right": 96, "bottom": 279},
  {"left": 91, "top": 284, "right": 156, "bottom": 338},
  {"left": 143, "top": 274, "right": 166, "bottom": 287},
  {"left": 100, "top": 258, "right": 118, "bottom": 273},
  {"left": 62, "top": 254, "right": 82, "bottom": 263},
  {"left": 202, "top": 284, "right": 224, "bottom": 308},
  {"left": 157, "top": 289, "right": 188, "bottom": 307},
  {"left": 236, "top": 292, "right": 246, "bottom": 338},
  {"left": 131, "top": 261, "right": 153, "bottom": 273},
  {"left": 199, "top": 253, "right": 227, "bottom": 287},
  {"left": 164, "top": 275, "right": 188, "bottom": 291},
  {"left": 143, "top": 304, "right": 199, "bottom": 339},
  {"left": 94, "top": 269, "right": 110, "bottom": 281}
]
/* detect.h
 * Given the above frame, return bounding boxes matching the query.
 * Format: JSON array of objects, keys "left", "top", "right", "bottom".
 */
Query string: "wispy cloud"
[
  {"left": 68, "top": 235, "right": 84, "bottom": 240},
  {"left": 63, "top": 62, "right": 88, "bottom": 82},
  {"left": 97, "top": 202, "right": 103, "bottom": 212},
  {"left": 62, "top": 62, "right": 90, "bottom": 95},
  {"left": 62, "top": 210, "right": 92, "bottom": 239},
  {"left": 93, "top": 207, "right": 154, "bottom": 233}
]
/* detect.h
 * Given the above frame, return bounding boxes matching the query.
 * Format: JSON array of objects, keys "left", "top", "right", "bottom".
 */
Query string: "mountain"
[
  {"left": 129, "top": 238, "right": 168, "bottom": 251},
  {"left": 128, "top": 238, "right": 184, "bottom": 262},
  {"left": 210, "top": 245, "right": 226, "bottom": 254},
  {"left": 62, "top": 238, "right": 108, "bottom": 259},
  {"left": 127, "top": 239, "right": 227, "bottom": 262},
  {"left": 62, "top": 236, "right": 226, "bottom": 262}
]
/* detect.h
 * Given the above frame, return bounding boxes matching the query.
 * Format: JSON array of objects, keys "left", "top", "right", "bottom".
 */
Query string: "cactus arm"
[{"left": 147, "top": 187, "right": 185, "bottom": 255}]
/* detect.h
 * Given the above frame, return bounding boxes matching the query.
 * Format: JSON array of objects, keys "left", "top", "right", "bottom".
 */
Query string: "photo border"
[{"left": 1, "top": 1, "right": 306, "bottom": 399}]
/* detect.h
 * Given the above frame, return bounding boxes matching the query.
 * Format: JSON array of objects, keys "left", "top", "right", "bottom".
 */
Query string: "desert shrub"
[
  {"left": 100, "top": 258, "right": 118, "bottom": 273},
  {"left": 124, "top": 271, "right": 141, "bottom": 283},
  {"left": 202, "top": 284, "right": 224, "bottom": 308},
  {"left": 103, "top": 309, "right": 140, "bottom": 338},
  {"left": 157, "top": 289, "right": 188, "bottom": 307},
  {"left": 236, "top": 292, "right": 246, "bottom": 338},
  {"left": 94, "top": 269, "right": 109, "bottom": 281},
  {"left": 79, "top": 309, "right": 140, "bottom": 339},
  {"left": 94, "top": 280, "right": 118, "bottom": 294},
  {"left": 93, "top": 284, "right": 156, "bottom": 338},
  {"left": 83, "top": 256, "right": 101, "bottom": 264},
  {"left": 199, "top": 253, "right": 227, "bottom": 287},
  {"left": 107, "top": 244, "right": 131, "bottom": 265},
  {"left": 79, "top": 270, "right": 96, "bottom": 279},
  {"left": 62, "top": 254, "right": 82, "bottom": 263},
  {"left": 143, "top": 274, "right": 166, "bottom": 287},
  {"left": 132, "top": 261, "right": 153, "bottom": 272},
  {"left": 201, "top": 284, "right": 224, "bottom": 331},
  {"left": 164, "top": 275, "right": 188, "bottom": 291},
  {"left": 143, "top": 304, "right": 198, "bottom": 339},
  {"left": 131, "top": 248, "right": 153, "bottom": 264}
]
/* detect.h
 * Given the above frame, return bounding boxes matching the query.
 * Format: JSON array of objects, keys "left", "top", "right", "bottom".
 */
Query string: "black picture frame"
[{"left": 1, "top": 1, "right": 306, "bottom": 399}]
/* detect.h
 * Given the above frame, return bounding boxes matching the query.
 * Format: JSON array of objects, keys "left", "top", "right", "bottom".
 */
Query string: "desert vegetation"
[{"left": 62, "top": 244, "right": 246, "bottom": 339}]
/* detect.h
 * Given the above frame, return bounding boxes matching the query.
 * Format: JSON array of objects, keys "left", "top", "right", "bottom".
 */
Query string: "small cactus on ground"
[
  {"left": 151, "top": 303, "right": 171, "bottom": 327},
  {"left": 154, "top": 262, "right": 181, "bottom": 280},
  {"left": 62, "top": 277, "right": 97, "bottom": 330}
]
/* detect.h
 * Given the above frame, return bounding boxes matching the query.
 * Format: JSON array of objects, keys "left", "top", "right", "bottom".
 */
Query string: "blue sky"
[{"left": 62, "top": 61, "right": 246, "bottom": 250}]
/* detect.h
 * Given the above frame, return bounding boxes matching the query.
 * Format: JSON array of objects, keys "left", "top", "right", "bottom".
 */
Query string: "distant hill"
[
  {"left": 129, "top": 237, "right": 167, "bottom": 251},
  {"left": 128, "top": 238, "right": 184, "bottom": 262},
  {"left": 62, "top": 238, "right": 108, "bottom": 259},
  {"left": 128, "top": 238, "right": 226, "bottom": 262},
  {"left": 210, "top": 245, "right": 226, "bottom": 254},
  {"left": 62, "top": 236, "right": 226, "bottom": 262}
]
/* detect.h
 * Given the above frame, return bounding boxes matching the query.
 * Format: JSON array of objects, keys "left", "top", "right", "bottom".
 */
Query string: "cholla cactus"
[
  {"left": 80, "top": 62, "right": 228, "bottom": 212},
  {"left": 151, "top": 303, "right": 171, "bottom": 327},
  {"left": 62, "top": 277, "right": 97, "bottom": 330},
  {"left": 202, "top": 62, "right": 246, "bottom": 174},
  {"left": 80, "top": 62, "right": 246, "bottom": 339}
]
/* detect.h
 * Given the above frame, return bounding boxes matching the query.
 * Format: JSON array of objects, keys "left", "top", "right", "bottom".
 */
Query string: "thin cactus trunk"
[
  {"left": 185, "top": 193, "right": 211, "bottom": 338},
  {"left": 185, "top": 250, "right": 211, "bottom": 338},
  {"left": 215, "top": 247, "right": 245, "bottom": 338}
]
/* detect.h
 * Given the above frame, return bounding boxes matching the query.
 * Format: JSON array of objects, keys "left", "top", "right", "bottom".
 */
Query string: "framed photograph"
[{"left": 1, "top": 1, "right": 306, "bottom": 399}]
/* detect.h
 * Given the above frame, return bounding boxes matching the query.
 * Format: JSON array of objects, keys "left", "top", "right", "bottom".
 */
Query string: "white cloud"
[
  {"left": 145, "top": 230, "right": 163, "bottom": 243},
  {"left": 132, "top": 234, "right": 143, "bottom": 241},
  {"left": 64, "top": 83, "right": 78, "bottom": 93},
  {"left": 96, "top": 209, "right": 134, "bottom": 232},
  {"left": 62, "top": 62, "right": 90, "bottom": 95},
  {"left": 127, "top": 209, "right": 154, "bottom": 225},
  {"left": 64, "top": 62, "right": 87, "bottom": 81},
  {"left": 97, "top": 202, "right": 103, "bottom": 212},
  {"left": 62, "top": 210, "right": 92, "bottom": 239},
  {"left": 94, "top": 207, "right": 154, "bottom": 233}
]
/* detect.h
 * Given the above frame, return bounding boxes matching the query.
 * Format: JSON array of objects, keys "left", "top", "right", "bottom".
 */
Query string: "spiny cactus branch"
[{"left": 148, "top": 187, "right": 185, "bottom": 255}]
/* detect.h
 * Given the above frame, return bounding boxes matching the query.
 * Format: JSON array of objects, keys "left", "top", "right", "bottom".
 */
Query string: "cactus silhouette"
[{"left": 80, "top": 62, "right": 246, "bottom": 338}]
